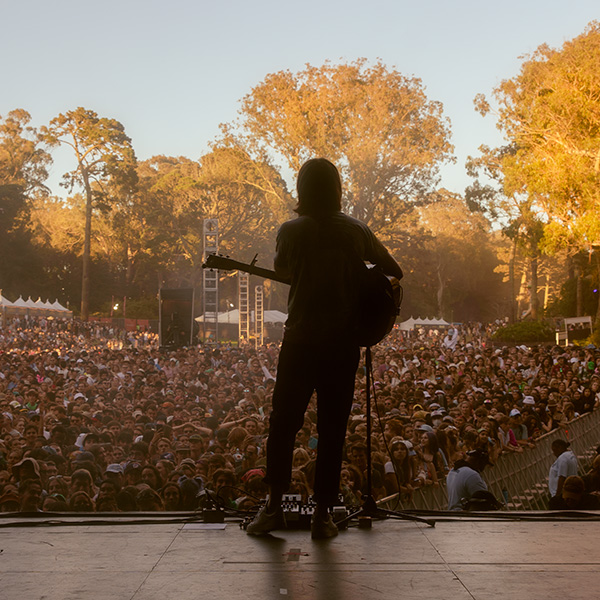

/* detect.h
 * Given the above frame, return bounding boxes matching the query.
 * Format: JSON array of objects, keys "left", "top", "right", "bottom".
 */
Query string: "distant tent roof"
[
  {"left": 1, "top": 294, "right": 71, "bottom": 316},
  {"left": 51, "top": 300, "right": 69, "bottom": 311},
  {"left": 265, "top": 310, "right": 287, "bottom": 324},
  {"left": 12, "top": 296, "right": 28, "bottom": 308},
  {"left": 196, "top": 309, "right": 287, "bottom": 324},
  {"left": 24, "top": 297, "right": 37, "bottom": 308},
  {"left": 399, "top": 317, "right": 450, "bottom": 330}
]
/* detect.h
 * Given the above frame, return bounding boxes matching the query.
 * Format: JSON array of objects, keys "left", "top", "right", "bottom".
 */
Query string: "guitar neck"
[
  {"left": 241, "top": 264, "right": 289, "bottom": 285},
  {"left": 203, "top": 255, "right": 290, "bottom": 285}
]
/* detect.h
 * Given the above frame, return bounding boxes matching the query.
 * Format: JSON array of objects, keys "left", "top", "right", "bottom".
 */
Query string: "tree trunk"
[
  {"left": 436, "top": 263, "right": 445, "bottom": 318},
  {"left": 509, "top": 238, "right": 517, "bottom": 323},
  {"left": 518, "top": 267, "right": 528, "bottom": 319},
  {"left": 126, "top": 244, "right": 133, "bottom": 289},
  {"left": 596, "top": 253, "right": 600, "bottom": 323},
  {"left": 530, "top": 255, "right": 539, "bottom": 320},
  {"left": 81, "top": 170, "right": 93, "bottom": 321},
  {"left": 575, "top": 262, "right": 583, "bottom": 317}
]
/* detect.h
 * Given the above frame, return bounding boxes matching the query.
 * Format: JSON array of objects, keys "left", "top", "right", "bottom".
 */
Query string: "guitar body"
[
  {"left": 356, "top": 266, "right": 401, "bottom": 347},
  {"left": 203, "top": 254, "right": 402, "bottom": 347}
]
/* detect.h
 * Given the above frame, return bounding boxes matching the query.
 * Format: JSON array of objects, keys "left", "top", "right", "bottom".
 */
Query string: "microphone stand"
[{"left": 337, "top": 345, "right": 436, "bottom": 529}]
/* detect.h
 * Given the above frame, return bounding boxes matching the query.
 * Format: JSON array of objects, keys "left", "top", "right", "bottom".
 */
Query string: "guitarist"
[{"left": 246, "top": 158, "right": 403, "bottom": 539}]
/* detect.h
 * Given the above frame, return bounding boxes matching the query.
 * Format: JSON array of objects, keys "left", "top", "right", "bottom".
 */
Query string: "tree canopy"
[
  {"left": 229, "top": 59, "right": 454, "bottom": 232},
  {"left": 476, "top": 22, "right": 600, "bottom": 255},
  {"left": 9, "top": 34, "right": 600, "bottom": 322},
  {"left": 40, "top": 108, "right": 138, "bottom": 320},
  {"left": 0, "top": 109, "right": 51, "bottom": 193},
  {"left": 473, "top": 21, "right": 600, "bottom": 318}
]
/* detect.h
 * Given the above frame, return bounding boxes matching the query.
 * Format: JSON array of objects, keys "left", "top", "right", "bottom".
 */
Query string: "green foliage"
[
  {"left": 133, "top": 147, "right": 291, "bottom": 290},
  {"left": 0, "top": 184, "right": 40, "bottom": 296},
  {"left": 232, "top": 59, "right": 454, "bottom": 233},
  {"left": 123, "top": 296, "right": 158, "bottom": 319},
  {"left": 492, "top": 320, "right": 555, "bottom": 343},
  {"left": 413, "top": 189, "right": 504, "bottom": 321},
  {"left": 0, "top": 109, "right": 51, "bottom": 193},
  {"left": 484, "top": 22, "right": 600, "bottom": 256},
  {"left": 469, "top": 23, "right": 600, "bottom": 321},
  {"left": 95, "top": 296, "right": 158, "bottom": 319},
  {"left": 40, "top": 107, "right": 138, "bottom": 320},
  {"left": 545, "top": 274, "right": 599, "bottom": 317},
  {"left": 40, "top": 107, "right": 137, "bottom": 198},
  {"left": 588, "top": 325, "right": 600, "bottom": 347}
]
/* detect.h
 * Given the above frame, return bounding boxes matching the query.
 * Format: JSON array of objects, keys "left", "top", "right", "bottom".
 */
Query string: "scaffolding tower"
[
  {"left": 239, "top": 272, "right": 250, "bottom": 344},
  {"left": 255, "top": 285, "right": 264, "bottom": 346},
  {"left": 202, "top": 219, "right": 219, "bottom": 343}
]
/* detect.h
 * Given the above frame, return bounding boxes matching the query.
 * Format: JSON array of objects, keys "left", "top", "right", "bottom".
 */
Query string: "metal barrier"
[{"left": 383, "top": 409, "right": 600, "bottom": 512}]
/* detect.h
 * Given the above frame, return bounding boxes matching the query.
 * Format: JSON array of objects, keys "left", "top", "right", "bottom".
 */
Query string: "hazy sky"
[{"left": 2, "top": 0, "right": 598, "bottom": 196}]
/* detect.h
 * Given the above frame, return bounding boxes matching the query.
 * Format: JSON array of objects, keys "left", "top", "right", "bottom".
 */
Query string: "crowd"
[{"left": 1, "top": 317, "right": 600, "bottom": 514}]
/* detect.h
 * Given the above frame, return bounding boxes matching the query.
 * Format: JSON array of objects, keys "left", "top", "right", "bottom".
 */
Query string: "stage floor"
[{"left": 1, "top": 513, "right": 598, "bottom": 599}]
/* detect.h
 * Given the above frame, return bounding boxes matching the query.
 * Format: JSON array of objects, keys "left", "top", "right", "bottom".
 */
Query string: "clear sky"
[{"left": 1, "top": 0, "right": 598, "bottom": 196}]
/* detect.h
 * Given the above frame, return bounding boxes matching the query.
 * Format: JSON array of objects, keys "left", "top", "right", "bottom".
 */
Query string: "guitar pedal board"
[{"left": 241, "top": 494, "right": 349, "bottom": 531}]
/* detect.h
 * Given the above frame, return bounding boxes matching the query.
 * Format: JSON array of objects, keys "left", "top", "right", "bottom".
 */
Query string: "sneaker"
[
  {"left": 311, "top": 511, "right": 339, "bottom": 540},
  {"left": 246, "top": 504, "right": 285, "bottom": 535}
]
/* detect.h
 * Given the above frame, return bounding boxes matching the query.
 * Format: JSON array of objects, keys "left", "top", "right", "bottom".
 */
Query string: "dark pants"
[{"left": 264, "top": 339, "right": 360, "bottom": 506}]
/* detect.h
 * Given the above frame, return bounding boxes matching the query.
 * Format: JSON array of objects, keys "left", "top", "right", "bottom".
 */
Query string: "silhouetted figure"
[{"left": 247, "top": 158, "right": 403, "bottom": 539}]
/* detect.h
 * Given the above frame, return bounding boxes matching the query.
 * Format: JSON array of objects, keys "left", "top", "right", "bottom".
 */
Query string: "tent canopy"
[
  {"left": 399, "top": 316, "right": 450, "bottom": 331},
  {"left": 196, "top": 309, "right": 287, "bottom": 324},
  {"left": 1, "top": 294, "right": 72, "bottom": 318},
  {"left": 0, "top": 294, "right": 13, "bottom": 307}
]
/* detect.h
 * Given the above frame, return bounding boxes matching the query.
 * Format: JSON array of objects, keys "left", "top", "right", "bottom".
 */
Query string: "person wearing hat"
[
  {"left": 443, "top": 327, "right": 459, "bottom": 351},
  {"left": 104, "top": 464, "right": 124, "bottom": 490},
  {"left": 188, "top": 434, "right": 206, "bottom": 461},
  {"left": 508, "top": 410, "right": 535, "bottom": 448},
  {"left": 446, "top": 449, "right": 491, "bottom": 510},
  {"left": 12, "top": 457, "right": 41, "bottom": 483},
  {"left": 549, "top": 475, "right": 600, "bottom": 510}
]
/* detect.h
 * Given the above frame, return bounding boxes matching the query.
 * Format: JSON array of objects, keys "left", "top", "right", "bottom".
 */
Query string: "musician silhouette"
[{"left": 247, "top": 158, "right": 403, "bottom": 539}]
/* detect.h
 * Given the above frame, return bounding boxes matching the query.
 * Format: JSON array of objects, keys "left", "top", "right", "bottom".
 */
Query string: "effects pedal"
[{"left": 241, "top": 495, "right": 349, "bottom": 530}]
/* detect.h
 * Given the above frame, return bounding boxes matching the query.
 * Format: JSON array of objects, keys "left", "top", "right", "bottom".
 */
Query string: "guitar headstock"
[
  {"left": 202, "top": 252, "right": 285, "bottom": 284},
  {"left": 203, "top": 254, "right": 242, "bottom": 271}
]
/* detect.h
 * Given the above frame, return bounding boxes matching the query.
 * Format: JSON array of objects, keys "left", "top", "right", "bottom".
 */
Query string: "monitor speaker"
[{"left": 159, "top": 288, "right": 195, "bottom": 348}]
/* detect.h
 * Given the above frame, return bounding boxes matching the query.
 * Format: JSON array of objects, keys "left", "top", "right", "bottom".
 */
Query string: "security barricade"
[{"left": 383, "top": 409, "right": 600, "bottom": 512}]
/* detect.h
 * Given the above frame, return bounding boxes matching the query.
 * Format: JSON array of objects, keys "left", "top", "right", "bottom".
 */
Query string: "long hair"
[
  {"left": 295, "top": 157, "right": 342, "bottom": 217},
  {"left": 390, "top": 440, "right": 413, "bottom": 485}
]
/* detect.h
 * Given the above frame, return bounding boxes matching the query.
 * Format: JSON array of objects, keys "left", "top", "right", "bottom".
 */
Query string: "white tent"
[
  {"left": 1, "top": 295, "right": 72, "bottom": 318},
  {"left": 51, "top": 300, "right": 69, "bottom": 312},
  {"left": 24, "top": 297, "right": 37, "bottom": 309},
  {"left": 196, "top": 309, "right": 287, "bottom": 324},
  {"left": 399, "top": 316, "right": 451, "bottom": 331},
  {"left": 264, "top": 310, "right": 287, "bottom": 324},
  {"left": 398, "top": 317, "right": 417, "bottom": 331},
  {"left": 0, "top": 294, "right": 13, "bottom": 323},
  {"left": 12, "top": 296, "right": 28, "bottom": 308},
  {"left": 42, "top": 299, "right": 56, "bottom": 311}
]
